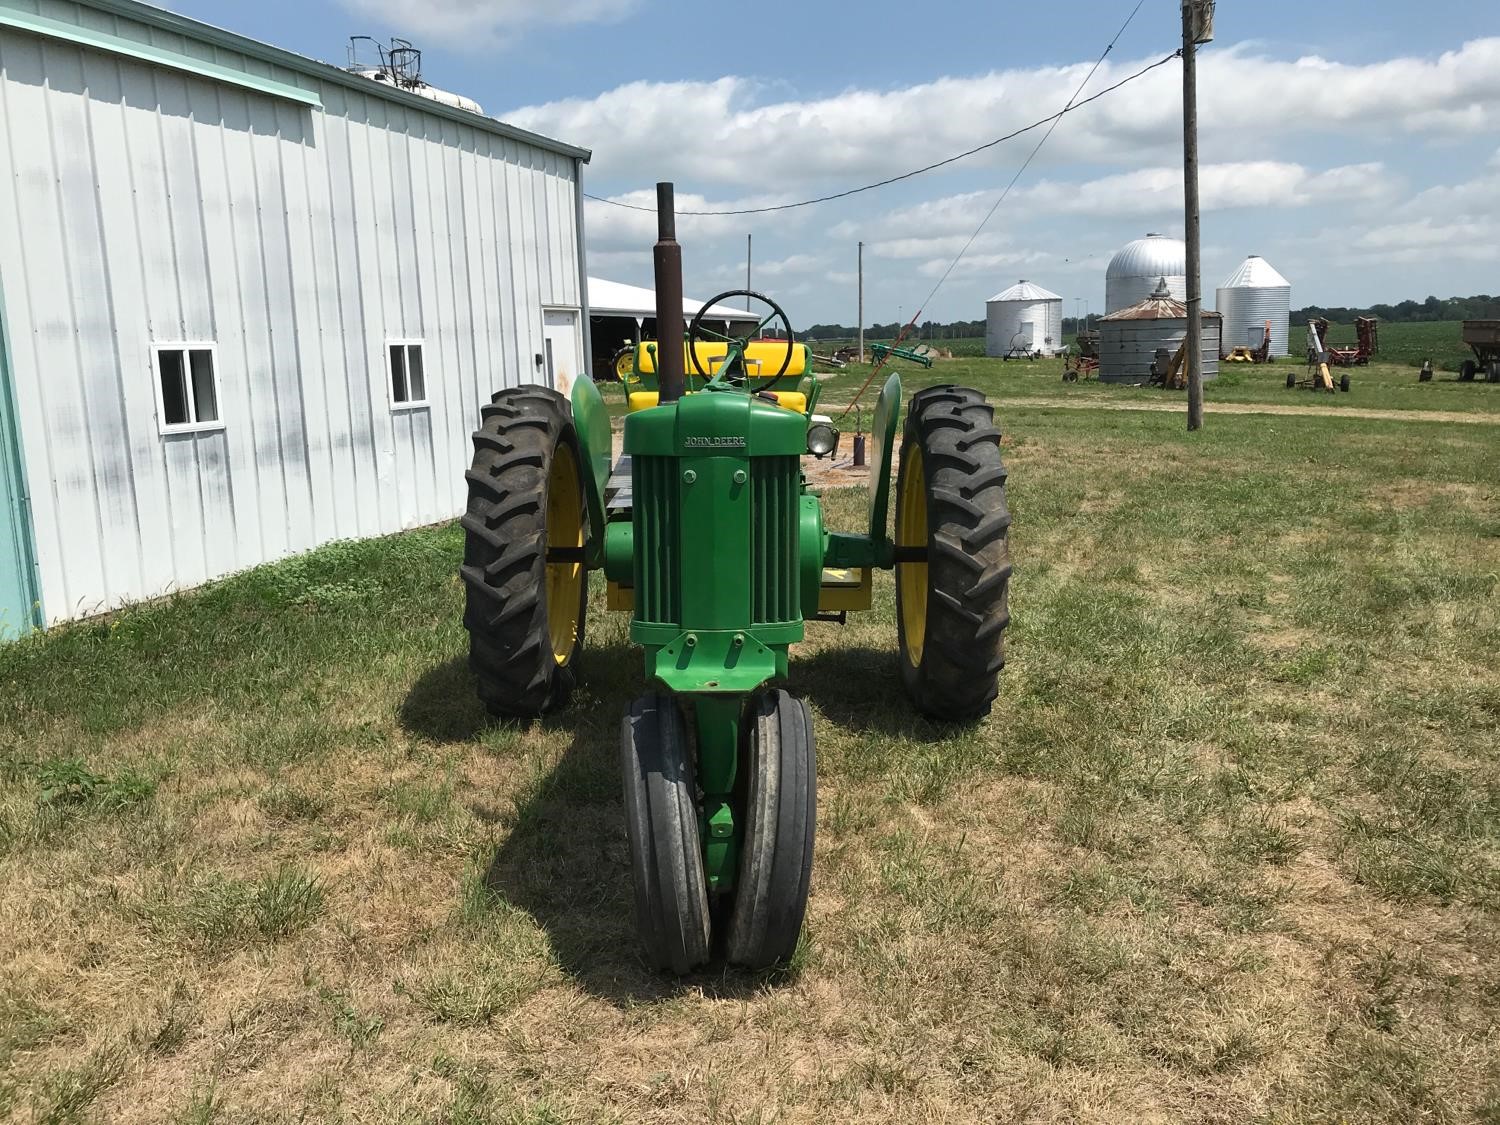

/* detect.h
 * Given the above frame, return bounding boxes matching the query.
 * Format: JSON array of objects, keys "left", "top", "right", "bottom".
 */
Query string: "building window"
[
  {"left": 388, "top": 341, "right": 427, "bottom": 407},
  {"left": 154, "top": 344, "right": 222, "bottom": 433}
]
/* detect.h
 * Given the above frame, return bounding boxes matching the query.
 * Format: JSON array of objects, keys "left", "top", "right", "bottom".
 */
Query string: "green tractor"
[{"left": 460, "top": 184, "right": 1012, "bottom": 972}]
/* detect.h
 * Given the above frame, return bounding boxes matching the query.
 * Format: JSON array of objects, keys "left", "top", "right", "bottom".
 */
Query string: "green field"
[
  {"left": 2, "top": 374, "right": 1497, "bottom": 1121},
  {"left": 833, "top": 320, "right": 1479, "bottom": 370}
]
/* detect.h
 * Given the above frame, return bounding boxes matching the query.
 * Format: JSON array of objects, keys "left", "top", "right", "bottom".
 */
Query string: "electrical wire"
[
  {"left": 583, "top": 45, "right": 1179, "bottom": 218},
  {"left": 836, "top": 0, "right": 1159, "bottom": 418}
]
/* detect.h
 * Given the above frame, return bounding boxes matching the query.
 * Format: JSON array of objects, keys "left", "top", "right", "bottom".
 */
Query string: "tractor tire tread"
[
  {"left": 621, "top": 693, "right": 712, "bottom": 974},
  {"left": 726, "top": 690, "right": 816, "bottom": 970},
  {"left": 461, "top": 383, "right": 585, "bottom": 719},
  {"left": 896, "top": 385, "right": 1012, "bottom": 722}
]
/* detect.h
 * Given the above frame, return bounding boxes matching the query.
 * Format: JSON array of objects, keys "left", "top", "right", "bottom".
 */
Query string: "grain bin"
[
  {"left": 1105, "top": 233, "right": 1186, "bottom": 313},
  {"left": 985, "top": 280, "right": 1065, "bottom": 357},
  {"left": 1099, "top": 279, "right": 1221, "bottom": 384},
  {"left": 1215, "top": 255, "right": 1291, "bottom": 356}
]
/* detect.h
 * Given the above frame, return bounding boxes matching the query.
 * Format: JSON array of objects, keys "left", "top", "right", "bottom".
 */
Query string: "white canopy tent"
[{"left": 588, "top": 277, "right": 762, "bottom": 328}]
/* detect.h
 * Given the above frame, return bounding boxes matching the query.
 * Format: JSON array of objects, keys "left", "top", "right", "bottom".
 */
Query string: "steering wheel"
[{"left": 687, "top": 289, "right": 796, "bottom": 392}]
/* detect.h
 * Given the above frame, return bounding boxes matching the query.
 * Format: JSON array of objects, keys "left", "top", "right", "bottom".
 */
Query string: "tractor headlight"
[{"left": 807, "top": 416, "right": 840, "bottom": 459}]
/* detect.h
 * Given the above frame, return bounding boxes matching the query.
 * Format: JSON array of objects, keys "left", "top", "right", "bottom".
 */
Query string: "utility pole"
[
  {"left": 857, "top": 241, "right": 865, "bottom": 363},
  {"left": 1183, "top": 0, "right": 1214, "bottom": 431},
  {"left": 746, "top": 233, "right": 752, "bottom": 309}
]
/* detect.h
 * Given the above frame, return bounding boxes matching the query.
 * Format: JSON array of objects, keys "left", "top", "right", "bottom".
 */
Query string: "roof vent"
[{"left": 1151, "top": 277, "right": 1171, "bottom": 298}]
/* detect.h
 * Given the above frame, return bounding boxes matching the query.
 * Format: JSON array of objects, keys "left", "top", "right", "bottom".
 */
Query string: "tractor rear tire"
[
  {"left": 894, "top": 385, "right": 1012, "bottom": 722},
  {"left": 1460, "top": 360, "right": 1476, "bottom": 382},
  {"left": 725, "top": 690, "right": 816, "bottom": 970},
  {"left": 621, "top": 693, "right": 712, "bottom": 974},
  {"left": 461, "top": 385, "right": 587, "bottom": 719},
  {"left": 1489, "top": 363, "right": 1500, "bottom": 384}
]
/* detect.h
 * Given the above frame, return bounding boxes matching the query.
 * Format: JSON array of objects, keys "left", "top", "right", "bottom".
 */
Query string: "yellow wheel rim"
[
  {"left": 615, "top": 350, "right": 635, "bottom": 379},
  {"left": 896, "top": 444, "right": 928, "bottom": 667},
  {"left": 545, "top": 447, "right": 584, "bottom": 665}
]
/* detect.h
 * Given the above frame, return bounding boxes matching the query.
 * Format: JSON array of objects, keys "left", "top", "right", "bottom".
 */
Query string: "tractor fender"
[
  {"left": 866, "top": 373, "right": 903, "bottom": 550},
  {"left": 571, "top": 375, "right": 612, "bottom": 568}
]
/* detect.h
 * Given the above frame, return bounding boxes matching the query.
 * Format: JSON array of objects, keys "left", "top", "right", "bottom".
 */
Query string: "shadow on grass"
[
  {"left": 792, "top": 644, "right": 969, "bottom": 741},
  {"left": 402, "top": 642, "right": 781, "bottom": 1003},
  {"left": 397, "top": 656, "right": 490, "bottom": 743}
]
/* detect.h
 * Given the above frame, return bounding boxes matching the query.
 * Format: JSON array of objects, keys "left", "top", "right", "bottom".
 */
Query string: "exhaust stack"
[{"left": 653, "top": 182, "right": 686, "bottom": 403}]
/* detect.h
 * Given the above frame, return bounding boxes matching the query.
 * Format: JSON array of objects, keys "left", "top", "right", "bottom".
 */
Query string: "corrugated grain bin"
[
  {"left": 1215, "top": 255, "right": 1291, "bottom": 356},
  {"left": 1105, "top": 233, "right": 1186, "bottom": 313},
  {"left": 985, "top": 280, "right": 1065, "bottom": 356},
  {"left": 1099, "top": 279, "right": 1221, "bottom": 384}
]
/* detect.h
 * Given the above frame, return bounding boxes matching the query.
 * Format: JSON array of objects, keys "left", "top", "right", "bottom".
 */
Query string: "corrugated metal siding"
[
  {"left": 985, "top": 298, "right": 1064, "bottom": 356},
  {"left": 1216, "top": 284, "right": 1291, "bottom": 357},
  {"left": 0, "top": 7, "right": 581, "bottom": 624},
  {"left": 1099, "top": 319, "right": 1221, "bottom": 384}
]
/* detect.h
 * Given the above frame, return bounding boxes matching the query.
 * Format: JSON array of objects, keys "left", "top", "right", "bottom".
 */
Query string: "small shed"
[
  {"left": 985, "top": 281, "right": 1065, "bottom": 357},
  {"left": 587, "top": 277, "right": 760, "bottom": 376},
  {"left": 1099, "top": 279, "right": 1221, "bottom": 384}
]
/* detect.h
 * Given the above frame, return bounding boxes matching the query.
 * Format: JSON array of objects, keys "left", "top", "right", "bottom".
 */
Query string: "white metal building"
[
  {"left": 0, "top": 0, "right": 590, "bottom": 637},
  {"left": 1105, "top": 234, "right": 1186, "bottom": 314},
  {"left": 984, "top": 281, "right": 1065, "bottom": 357},
  {"left": 1215, "top": 255, "right": 1292, "bottom": 356}
]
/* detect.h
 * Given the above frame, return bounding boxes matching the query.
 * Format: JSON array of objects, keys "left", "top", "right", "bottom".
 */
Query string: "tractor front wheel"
[
  {"left": 621, "top": 693, "right": 712, "bottom": 974},
  {"left": 894, "top": 385, "right": 1012, "bottom": 722},
  {"left": 461, "top": 385, "right": 587, "bottom": 718},
  {"left": 726, "top": 690, "right": 816, "bottom": 970},
  {"left": 1340, "top": 373, "right": 1351, "bottom": 393}
]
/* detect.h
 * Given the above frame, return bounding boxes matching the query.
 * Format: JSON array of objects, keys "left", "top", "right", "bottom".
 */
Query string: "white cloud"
[
  {"left": 507, "top": 39, "right": 1500, "bottom": 189},
  {"left": 339, "top": 0, "right": 636, "bottom": 49}
]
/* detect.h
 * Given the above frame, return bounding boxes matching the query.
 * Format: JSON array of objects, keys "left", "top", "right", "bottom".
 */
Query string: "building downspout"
[
  {"left": 0, "top": 270, "right": 44, "bottom": 635},
  {"left": 573, "top": 156, "right": 593, "bottom": 376}
]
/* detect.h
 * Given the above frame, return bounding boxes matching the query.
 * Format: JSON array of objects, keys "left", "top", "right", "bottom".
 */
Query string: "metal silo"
[
  {"left": 1099, "top": 279, "right": 1221, "bottom": 383},
  {"left": 1105, "top": 233, "right": 1186, "bottom": 313},
  {"left": 1215, "top": 255, "right": 1291, "bottom": 356},
  {"left": 985, "top": 280, "right": 1065, "bottom": 356}
]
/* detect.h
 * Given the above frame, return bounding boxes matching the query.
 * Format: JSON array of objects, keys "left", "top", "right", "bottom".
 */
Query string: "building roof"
[
  {"left": 1101, "top": 278, "right": 1222, "bottom": 322},
  {"left": 987, "top": 280, "right": 1062, "bottom": 303},
  {"left": 2, "top": 0, "right": 591, "bottom": 161},
  {"left": 588, "top": 278, "right": 762, "bottom": 323},
  {"left": 1219, "top": 254, "right": 1291, "bottom": 290},
  {"left": 1106, "top": 233, "right": 1187, "bottom": 280}
]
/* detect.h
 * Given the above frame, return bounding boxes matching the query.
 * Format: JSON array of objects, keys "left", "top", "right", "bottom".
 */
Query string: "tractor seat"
[
  {"left": 635, "top": 340, "right": 810, "bottom": 378},
  {"left": 628, "top": 389, "right": 808, "bottom": 414}
]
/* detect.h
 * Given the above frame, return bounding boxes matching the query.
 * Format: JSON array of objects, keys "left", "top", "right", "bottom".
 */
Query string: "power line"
[
  {"left": 837, "top": 0, "right": 1157, "bottom": 418},
  {"left": 583, "top": 46, "right": 1179, "bottom": 219}
]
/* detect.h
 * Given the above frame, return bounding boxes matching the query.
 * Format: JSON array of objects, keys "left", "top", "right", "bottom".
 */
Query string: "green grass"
[{"left": 0, "top": 397, "right": 1497, "bottom": 1121}]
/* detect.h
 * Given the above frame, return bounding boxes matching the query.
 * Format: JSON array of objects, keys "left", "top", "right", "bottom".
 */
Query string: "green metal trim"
[
  {"left": 0, "top": 264, "right": 43, "bottom": 638},
  {"left": 569, "top": 376, "right": 610, "bottom": 567},
  {"left": 34, "top": 0, "right": 592, "bottom": 159},
  {"left": 0, "top": 8, "right": 322, "bottom": 107}
]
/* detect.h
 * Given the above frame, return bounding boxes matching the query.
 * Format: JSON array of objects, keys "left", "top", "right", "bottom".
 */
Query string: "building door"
[
  {"left": 542, "top": 309, "right": 582, "bottom": 398},
  {"left": 1019, "top": 321, "right": 1034, "bottom": 349},
  {"left": 0, "top": 295, "right": 39, "bottom": 640}
]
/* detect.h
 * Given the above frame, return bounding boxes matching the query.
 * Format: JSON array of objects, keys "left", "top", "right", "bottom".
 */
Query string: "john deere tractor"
[{"left": 460, "top": 184, "right": 1011, "bottom": 972}]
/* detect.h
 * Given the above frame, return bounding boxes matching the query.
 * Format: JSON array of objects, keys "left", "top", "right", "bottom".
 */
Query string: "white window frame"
[
  {"left": 386, "top": 339, "right": 429, "bottom": 410},
  {"left": 152, "top": 342, "right": 224, "bottom": 435}
]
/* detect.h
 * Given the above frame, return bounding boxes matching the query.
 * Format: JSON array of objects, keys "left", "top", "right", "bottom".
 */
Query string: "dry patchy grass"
[{"left": 1, "top": 406, "right": 1498, "bottom": 1123}]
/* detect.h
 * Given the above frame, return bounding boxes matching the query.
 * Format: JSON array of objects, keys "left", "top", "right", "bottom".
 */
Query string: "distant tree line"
[
  {"left": 801, "top": 295, "right": 1500, "bottom": 341},
  {"left": 1290, "top": 295, "right": 1500, "bottom": 325}
]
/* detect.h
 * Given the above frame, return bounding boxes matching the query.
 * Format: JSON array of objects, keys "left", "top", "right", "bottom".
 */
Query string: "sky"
[{"left": 168, "top": 0, "right": 1500, "bottom": 329}]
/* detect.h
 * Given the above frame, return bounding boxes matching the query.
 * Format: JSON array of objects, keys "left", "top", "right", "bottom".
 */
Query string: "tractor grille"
[
  {"left": 632, "top": 455, "right": 680, "bottom": 625},
  {"left": 751, "top": 457, "right": 800, "bottom": 626}
]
